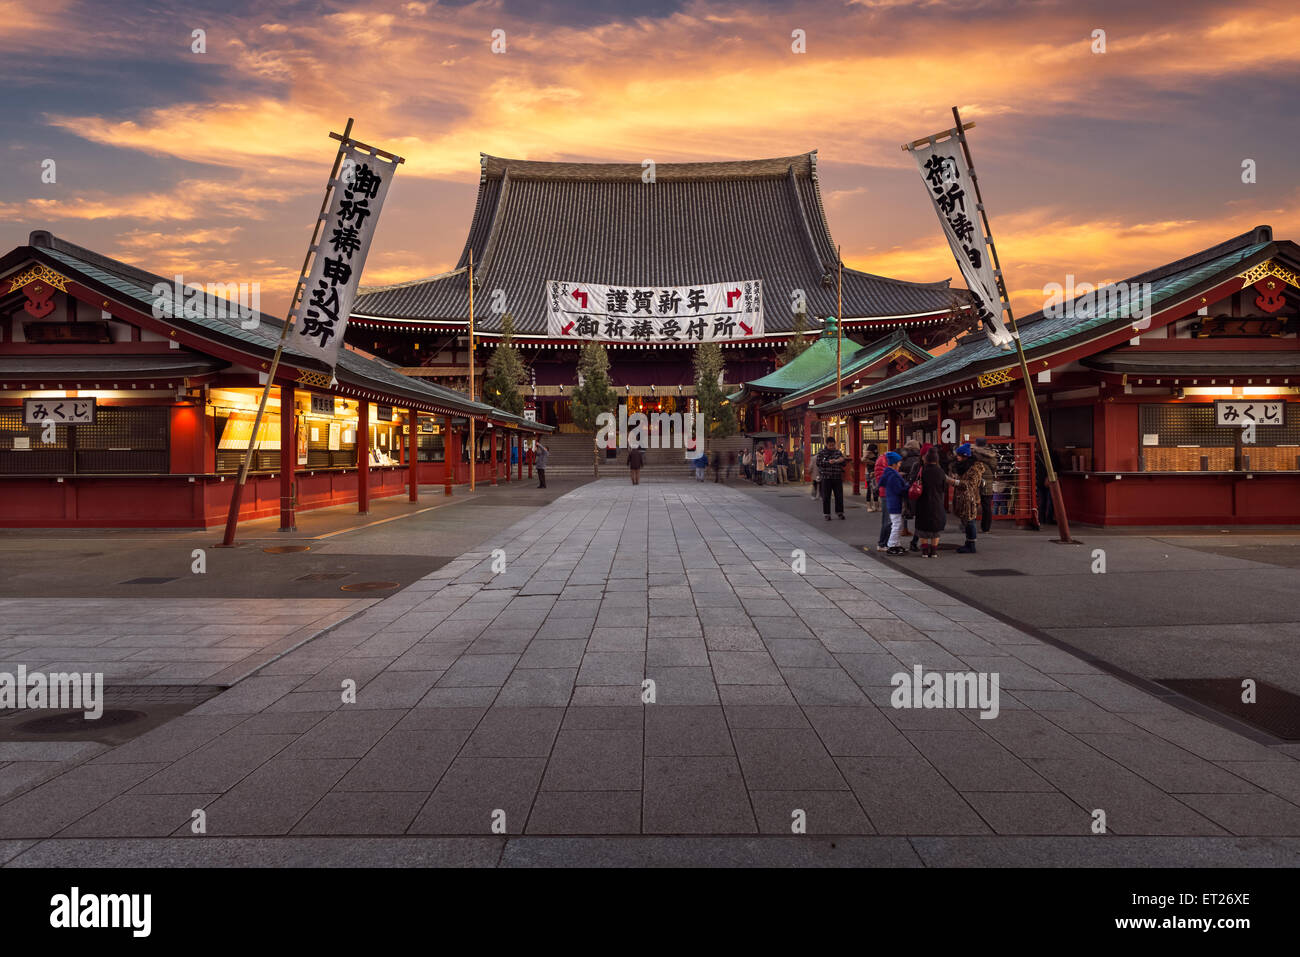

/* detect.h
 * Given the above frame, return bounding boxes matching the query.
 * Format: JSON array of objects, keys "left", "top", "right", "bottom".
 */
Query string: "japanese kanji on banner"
[
  {"left": 907, "top": 137, "right": 1015, "bottom": 350},
  {"left": 546, "top": 279, "right": 763, "bottom": 343},
  {"left": 291, "top": 146, "right": 398, "bottom": 370}
]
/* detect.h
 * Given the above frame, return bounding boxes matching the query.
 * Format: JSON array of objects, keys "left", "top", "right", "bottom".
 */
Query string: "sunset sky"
[{"left": 3, "top": 0, "right": 1297, "bottom": 320}]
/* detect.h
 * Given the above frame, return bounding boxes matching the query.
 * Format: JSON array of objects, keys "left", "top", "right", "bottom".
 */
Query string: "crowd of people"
[
  {"left": 814, "top": 436, "right": 999, "bottom": 557},
  {"left": 741, "top": 442, "right": 799, "bottom": 483}
]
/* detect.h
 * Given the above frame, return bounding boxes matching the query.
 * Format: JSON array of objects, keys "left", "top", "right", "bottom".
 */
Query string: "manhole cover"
[
  {"left": 296, "top": 572, "right": 350, "bottom": 581},
  {"left": 1160, "top": 678, "right": 1300, "bottom": 740},
  {"left": 966, "top": 568, "right": 1026, "bottom": 576},
  {"left": 340, "top": 581, "right": 400, "bottom": 591},
  {"left": 17, "top": 709, "right": 146, "bottom": 733},
  {"left": 264, "top": 545, "right": 311, "bottom": 553},
  {"left": 119, "top": 577, "right": 177, "bottom": 585}
]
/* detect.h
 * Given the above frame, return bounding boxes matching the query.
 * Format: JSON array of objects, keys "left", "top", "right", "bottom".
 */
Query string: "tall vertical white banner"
[
  {"left": 908, "top": 137, "right": 1015, "bottom": 350},
  {"left": 292, "top": 146, "right": 398, "bottom": 370}
]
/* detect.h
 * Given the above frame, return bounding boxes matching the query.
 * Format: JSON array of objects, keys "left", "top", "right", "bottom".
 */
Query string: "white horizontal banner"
[{"left": 546, "top": 279, "right": 763, "bottom": 343}]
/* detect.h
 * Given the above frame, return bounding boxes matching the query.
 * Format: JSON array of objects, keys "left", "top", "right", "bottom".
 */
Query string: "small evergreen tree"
[
  {"left": 782, "top": 308, "right": 811, "bottom": 364},
  {"left": 572, "top": 340, "right": 617, "bottom": 476},
  {"left": 694, "top": 343, "right": 737, "bottom": 443},
  {"left": 483, "top": 313, "right": 526, "bottom": 416}
]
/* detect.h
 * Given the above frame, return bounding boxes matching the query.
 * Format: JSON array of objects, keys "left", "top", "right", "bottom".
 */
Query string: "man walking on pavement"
[
  {"left": 535, "top": 441, "right": 549, "bottom": 489},
  {"left": 815, "top": 436, "right": 847, "bottom": 521}
]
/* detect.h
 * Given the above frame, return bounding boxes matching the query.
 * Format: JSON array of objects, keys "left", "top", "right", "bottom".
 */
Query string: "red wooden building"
[
  {"left": 0, "top": 232, "right": 551, "bottom": 529},
  {"left": 814, "top": 226, "right": 1300, "bottom": 525}
]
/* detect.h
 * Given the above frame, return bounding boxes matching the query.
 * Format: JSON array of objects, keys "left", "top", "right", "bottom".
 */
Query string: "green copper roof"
[
  {"left": 816, "top": 229, "right": 1276, "bottom": 412},
  {"left": 782, "top": 330, "right": 930, "bottom": 405},
  {"left": 743, "top": 334, "right": 845, "bottom": 393}
]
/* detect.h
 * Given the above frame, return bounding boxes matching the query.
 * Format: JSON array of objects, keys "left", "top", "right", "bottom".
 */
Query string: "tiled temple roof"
[{"left": 353, "top": 152, "right": 966, "bottom": 335}]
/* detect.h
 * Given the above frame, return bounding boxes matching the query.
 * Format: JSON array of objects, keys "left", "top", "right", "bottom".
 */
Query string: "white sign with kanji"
[
  {"left": 545, "top": 279, "right": 763, "bottom": 343},
  {"left": 973, "top": 396, "right": 997, "bottom": 419},
  {"left": 1215, "top": 400, "right": 1284, "bottom": 426},
  {"left": 24, "top": 397, "right": 96, "bottom": 425},
  {"left": 908, "top": 135, "right": 1016, "bottom": 351},
  {"left": 291, "top": 144, "right": 398, "bottom": 371}
]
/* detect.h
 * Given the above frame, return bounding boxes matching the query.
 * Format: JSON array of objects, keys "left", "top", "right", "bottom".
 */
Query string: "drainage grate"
[
  {"left": 0, "top": 685, "right": 222, "bottom": 718},
  {"left": 1160, "top": 678, "right": 1300, "bottom": 741},
  {"left": 296, "top": 572, "right": 351, "bottom": 582},
  {"left": 341, "top": 580, "right": 400, "bottom": 591},
  {"left": 965, "top": 568, "right": 1026, "bottom": 577},
  {"left": 264, "top": 545, "right": 311, "bottom": 554},
  {"left": 100, "top": 685, "right": 224, "bottom": 706},
  {"left": 0, "top": 685, "right": 224, "bottom": 745},
  {"left": 119, "top": 577, "right": 177, "bottom": 585}
]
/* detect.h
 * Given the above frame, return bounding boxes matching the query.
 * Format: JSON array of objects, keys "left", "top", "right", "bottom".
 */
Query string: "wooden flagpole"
[
  {"left": 219, "top": 117, "right": 354, "bottom": 548},
  {"left": 949, "top": 106, "right": 1074, "bottom": 543},
  {"left": 836, "top": 245, "right": 843, "bottom": 398},
  {"left": 467, "top": 248, "right": 476, "bottom": 492}
]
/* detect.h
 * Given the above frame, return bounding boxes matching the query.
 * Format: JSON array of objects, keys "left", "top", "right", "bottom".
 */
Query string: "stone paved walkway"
[
  {"left": 1, "top": 480, "right": 1298, "bottom": 857},
  {"left": 0, "top": 598, "right": 375, "bottom": 686}
]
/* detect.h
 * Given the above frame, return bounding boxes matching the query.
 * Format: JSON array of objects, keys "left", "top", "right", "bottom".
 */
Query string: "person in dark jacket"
[
  {"left": 914, "top": 448, "right": 954, "bottom": 558},
  {"left": 862, "top": 443, "right": 880, "bottom": 510},
  {"left": 815, "top": 437, "right": 847, "bottom": 520},
  {"left": 1035, "top": 446, "right": 1061, "bottom": 525},
  {"left": 628, "top": 445, "right": 644, "bottom": 485}
]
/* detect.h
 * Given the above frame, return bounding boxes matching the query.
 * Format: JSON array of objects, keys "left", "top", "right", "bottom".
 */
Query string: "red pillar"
[
  {"left": 503, "top": 432, "right": 511, "bottom": 483},
  {"left": 279, "top": 383, "right": 296, "bottom": 530},
  {"left": 803, "top": 411, "right": 813, "bottom": 483},
  {"left": 851, "top": 416, "right": 862, "bottom": 496},
  {"left": 357, "top": 399, "right": 370, "bottom": 514},
  {"left": 444, "top": 416, "right": 456, "bottom": 495},
  {"left": 408, "top": 412, "right": 419, "bottom": 503},
  {"left": 490, "top": 427, "right": 498, "bottom": 486}
]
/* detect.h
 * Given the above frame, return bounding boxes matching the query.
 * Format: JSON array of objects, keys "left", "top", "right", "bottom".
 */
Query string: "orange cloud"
[
  {"left": 863, "top": 197, "right": 1300, "bottom": 318},
  {"left": 11, "top": 0, "right": 1298, "bottom": 320}
]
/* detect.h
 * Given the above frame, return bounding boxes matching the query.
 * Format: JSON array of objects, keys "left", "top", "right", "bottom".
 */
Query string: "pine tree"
[
  {"left": 572, "top": 340, "right": 617, "bottom": 476},
  {"left": 782, "top": 308, "right": 811, "bottom": 364},
  {"left": 484, "top": 313, "right": 526, "bottom": 416},
  {"left": 694, "top": 342, "right": 737, "bottom": 443}
]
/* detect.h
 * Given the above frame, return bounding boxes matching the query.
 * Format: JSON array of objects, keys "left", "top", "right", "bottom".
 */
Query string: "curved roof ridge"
[
  {"left": 456, "top": 162, "right": 506, "bottom": 269},
  {"left": 843, "top": 265, "right": 953, "bottom": 290},
  {"left": 358, "top": 265, "right": 467, "bottom": 295},
  {"left": 803, "top": 150, "right": 840, "bottom": 260},
  {"left": 479, "top": 152, "right": 818, "bottom": 182},
  {"left": 786, "top": 164, "right": 827, "bottom": 278},
  {"left": 476, "top": 167, "right": 512, "bottom": 274}
]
